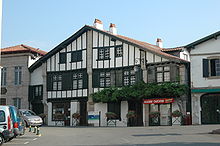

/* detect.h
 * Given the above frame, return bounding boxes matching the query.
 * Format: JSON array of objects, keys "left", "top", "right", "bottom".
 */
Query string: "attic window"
[
  {"left": 59, "top": 53, "right": 66, "bottom": 64},
  {"left": 115, "top": 46, "right": 123, "bottom": 57}
]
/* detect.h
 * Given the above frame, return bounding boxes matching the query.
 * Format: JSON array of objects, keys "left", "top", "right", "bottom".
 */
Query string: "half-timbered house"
[{"left": 29, "top": 19, "right": 190, "bottom": 126}]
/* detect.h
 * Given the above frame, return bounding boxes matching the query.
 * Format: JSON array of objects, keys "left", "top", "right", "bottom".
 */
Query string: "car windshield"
[{"left": 22, "top": 110, "right": 36, "bottom": 116}]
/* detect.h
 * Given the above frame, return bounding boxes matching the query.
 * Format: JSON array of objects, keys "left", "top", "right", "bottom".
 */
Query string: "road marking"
[
  {"left": 33, "top": 138, "right": 38, "bottom": 141},
  {"left": 121, "top": 138, "right": 130, "bottom": 143},
  {"left": 24, "top": 141, "right": 29, "bottom": 144}
]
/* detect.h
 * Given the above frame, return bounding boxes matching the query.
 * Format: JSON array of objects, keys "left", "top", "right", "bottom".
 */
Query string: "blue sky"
[{"left": 2, "top": 0, "right": 220, "bottom": 51}]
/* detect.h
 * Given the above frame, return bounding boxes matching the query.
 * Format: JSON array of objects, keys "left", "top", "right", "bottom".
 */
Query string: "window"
[
  {"left": 210, "top": 59, "right": 220, "bottom": 76},
  {"left": 123, "top": 70, "right": 136, "bottom": 86},
  {"left": 99, "top": 72, "right": 111, "bottom": 87},
  {"left": 0, "top": 98, "right": 6, "bottom": 105},
  {"left": 71, "top": 51, "right": 82, "bottom": 62},
  {"left": 115, "top": 46, "right": 123, "bottom": 57},
  {"left": 14, "top": 66, "right": 22, "bottom": 85},
  {"left": 156, "top": 66, "right": 170, "bottom": 82},
  {"left": 52, "top": 103, "right": 65, "bottom": 121},
  {"left": 72, "top": 73, "right": 83, "bottom": 89},
  {"left": 0, "top": 111, "right": 5, "bottom": 122},
  {"left": 98, "top": 48, "right": 110, "bottom": 60},
  {"left": 59, "top": 53, "right": 67, "bottom": 64},
  {"left": 107, "top": 102, "right": 121, "bottom": 120},
  {"left": 13, "top": 98, "right": 21, "bottom": 109},
  {"left": 1, "top": 67, "right": 6, "bottom": 86},
  {"left": 33, "top": 86, "right": 43, "bottom": 100},
  {"left": 53, "top": 74, "right": 62, "bottom": 90}
]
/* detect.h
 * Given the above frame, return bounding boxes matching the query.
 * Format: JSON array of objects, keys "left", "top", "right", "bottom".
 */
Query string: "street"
[{"left": 4, "top": 125, "right": 220, "bottom": 146}]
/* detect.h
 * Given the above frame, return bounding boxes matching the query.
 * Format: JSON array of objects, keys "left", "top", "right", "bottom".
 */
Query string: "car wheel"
[{"left": 0, "top": 134, "right": 4, "bottom": 145}]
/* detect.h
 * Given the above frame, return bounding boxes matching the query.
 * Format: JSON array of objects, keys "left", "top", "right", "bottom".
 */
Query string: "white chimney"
[
  {"left": 109, "top": 23, "right": 117, "bottom": 35},
  {"left": 156, "top": 38, "right": 163, "bottom": 48},
  {"left": 93, "top": 19, "right": 103, "bottom": 30}
]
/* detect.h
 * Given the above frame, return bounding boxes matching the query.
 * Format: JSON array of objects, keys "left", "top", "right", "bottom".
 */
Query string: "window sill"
[
  {"left": 70, "top": 60, "right": 83, "bottom": 63},
  {"left": 96, "top": 58, "right": 111, "bottom": 61},
  {"left": 207, "top": 76, "right": 220, "bottom": 79}
]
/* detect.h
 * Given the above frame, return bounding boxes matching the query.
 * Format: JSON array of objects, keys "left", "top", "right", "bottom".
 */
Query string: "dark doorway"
[
  {"left": 128, "top": 100, "right": 143, "bottom": 126},
  {"left": 201, "top": 93, "right": 220, "bottom": 124},
  {"left": 32, "top": 102, "right": 44, "bottom": 115},
  {"left": 79, "top": 100, "right": 87, "bottom": 126}
]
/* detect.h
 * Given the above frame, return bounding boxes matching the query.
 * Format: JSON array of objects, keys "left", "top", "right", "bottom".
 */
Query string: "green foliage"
[
  {"left": 91, "top": 82, "right": 188, "bottom": 103},
  {"left": 172, "top": 110, "right": 182, "bottom": 117},
  {"left": 126, "top": 110, "right": 136, "bottom": 118},
  {"left": 105, "top": 112, "right": 118, "bottom": 119}
]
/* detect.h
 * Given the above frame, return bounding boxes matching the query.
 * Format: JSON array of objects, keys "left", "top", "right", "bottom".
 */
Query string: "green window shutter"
[
  {"left": 83, "top": 71, "right": 88, "bottom": 89},
  {"left": 203, "top": 59, "right": 209, "bottom": 77},
  {"left": 147, "top": 66, "right": 156, "bottom": 83},
  {"left": 71, "top": 52, "right": 77, "bottom": 62},
  {"left": 62, "top": 72, "right": 72, "bottom": 90},
  {"left": 47, "top": 73, "right": 53, "bottom": 91},
  {"left": 59, "top": 53, "right": 67, "bottom": 64},
  {"left": 92, "top": 71, "right": 100, "bottom": 88},
  {"left": 170, "top": 64, "right": 179, "bottom": 82},
  {"left": 115, "top": 70, "right": 123, "bottom": 87},
  {"left": 28, "top": 86, "right": 33, "bottom": 101},
  {"left": 77, "top": 51, "right": 82, "bottom": 61},
  {"left": 110, "top": 70, "right": 116, "bottom": 86}
]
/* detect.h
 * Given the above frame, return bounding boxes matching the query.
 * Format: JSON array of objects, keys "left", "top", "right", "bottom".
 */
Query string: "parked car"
[
  {"left": 19, "top": 109, "right": 43, "bottom": 127},
  {"left": 9, "top": 106, "right": 25, "bottom": 136},
  {"left": 0, "top": 106, "right": 14, "bottom": 142}
]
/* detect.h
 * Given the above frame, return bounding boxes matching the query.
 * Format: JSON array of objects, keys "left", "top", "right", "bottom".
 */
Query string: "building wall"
[{"left": 1, "top": 54, "right": 30, "bottom": 109}]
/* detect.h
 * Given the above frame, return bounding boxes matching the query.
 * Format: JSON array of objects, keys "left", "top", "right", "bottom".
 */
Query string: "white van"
[{"left": 0, "top": 106, "right": 14, "bottom": 142}]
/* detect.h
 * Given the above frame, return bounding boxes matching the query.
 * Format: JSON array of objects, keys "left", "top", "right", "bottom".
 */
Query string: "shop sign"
[{"left": 143, "top": 98, "right": 174, "bottom": 104}]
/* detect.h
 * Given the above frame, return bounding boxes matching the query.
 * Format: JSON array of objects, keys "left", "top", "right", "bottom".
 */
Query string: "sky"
[{"left": 2, "top": 0, "right": 220, "bottom": 52}]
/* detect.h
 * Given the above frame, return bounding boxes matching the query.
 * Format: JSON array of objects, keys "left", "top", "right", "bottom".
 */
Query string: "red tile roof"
[
  {"left": 87, "top": 25, "right": 187, "bottom": 62},
  {"left": 161, "top": 47, "right": 184, "bottom": 52},
  {"left": 1, "top": 44, "right": 47, "bottom": 56}
]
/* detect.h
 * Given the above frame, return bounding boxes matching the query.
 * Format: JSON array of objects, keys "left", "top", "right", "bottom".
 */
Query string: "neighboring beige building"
[{"left": 0, "top": 44, "right": 46, "bottom": 110}]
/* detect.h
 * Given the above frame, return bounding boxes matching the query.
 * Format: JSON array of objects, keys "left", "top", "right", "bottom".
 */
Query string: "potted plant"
[
  {"left": 126, "top": 110, "right": 136, "bottom": 118},
  {"left": 72, "top": 113, "right": 80, "bottom": 119},
  {"left": 126, "top": 110, "right": 136, "bottom": 127},
  {"left": 172, "top": 110, "right": 182, "bottom": 117},
  {"left": 105, "top": 112, "right": 117, "bottom": 120},
  {"left": 149, "top": 111, "right": 160, "bottom": 118}
]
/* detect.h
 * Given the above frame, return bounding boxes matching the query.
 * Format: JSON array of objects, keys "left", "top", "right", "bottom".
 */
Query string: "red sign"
[{"left": 143, "top": 98, "right": 174, "bottom": 104}]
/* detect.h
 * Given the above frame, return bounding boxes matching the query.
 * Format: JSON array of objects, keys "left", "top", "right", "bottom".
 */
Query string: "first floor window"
[
  {"left": 72, "top": 72, "right": 83, "bottom": 89},
  {"left": 1, "top": 67, "right": 7, "bottom": 86},
  {"left": 13, "top": 98, "right": 21, "bottom": 109},
  {"left": 71, "top": 50, "right": 82, "bottom": 62},
  {"left": 115, "top": 46, "right": 123, "bottom": 57},
  {"left": 59, "top": 53, "right": 67, "bottom": 64},
  {"left": 99, "top": 72, "right": 111, "bottom": 87},
  {"left": 53, "top": 74, "right": 62, "bottom": 90},
  {"left": 123, "top": 70, "right": 135, "bottom": 86},
  {"left": 107, "top": 102, "right": 121, "bottom": 120},
  {"left": 14, "top": 66, "right": 22, "bottom": 85},
  {"left": 156, "top": 66, "right": 170, "bottom": 82},
  {"left": 210, "top": 59, "right": 220, "bottom": 76}
]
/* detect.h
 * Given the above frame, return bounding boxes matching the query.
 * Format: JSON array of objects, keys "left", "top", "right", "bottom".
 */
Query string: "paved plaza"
[{"left": 4, "top": 125, "right": 220, "bottom": 146}]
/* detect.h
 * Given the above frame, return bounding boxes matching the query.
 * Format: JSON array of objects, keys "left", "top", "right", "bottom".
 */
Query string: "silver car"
[{"left": 19, "top": 109, "right": 43, "bottom": 127}]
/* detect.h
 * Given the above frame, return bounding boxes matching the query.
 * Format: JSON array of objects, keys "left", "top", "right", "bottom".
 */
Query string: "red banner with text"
[{"left": 143, "top": 98, "right": 174, "bottom": 104}]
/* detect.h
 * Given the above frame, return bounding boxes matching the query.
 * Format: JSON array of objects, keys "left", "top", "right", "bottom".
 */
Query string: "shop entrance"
[
  {"left": 201, "top": 93, "right": 220, "bottom": 124},
  {"left": 149, "top": 103, "right": 171, "bottom": 126},
  {"left": 52, "top": 102, "right": 70, "bottom": 126}
]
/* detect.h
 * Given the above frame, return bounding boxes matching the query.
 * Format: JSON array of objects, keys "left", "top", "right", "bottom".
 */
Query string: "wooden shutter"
[
  {"left": 203, "top": 59, "right": 209, "bottom": 77},
  {"left": 77, "top": 51, "right": 82, "bottom": 61},
  {"left": 71, "top": 52, "right": 77, "bottom": 62},
  {"left": 47, "top": 73, "right": 53, "bottom": 91},
  {"left": 170, "top": 64, "right": 179, "bottom": 82},
  {"left": 62, "top": 72, "right": 72, "bottom": 90},
  {"left": 83, "top": 71, "right": 88, "bottom": 89},
  {"left": 147, "top": 66, "right": 156, "bottom": 83},
  {"left": 110, "top": 70, "right": 116, "bottom": 86},
  {"left": 115, "top": 70, "right": 123, "bottom": 87},
  {"left": 92, "top": 71, "right": 100, "bottom": 88}
]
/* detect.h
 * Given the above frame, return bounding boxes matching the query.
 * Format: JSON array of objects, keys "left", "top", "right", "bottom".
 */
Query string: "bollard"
[
  {"left": 33, "top": 126, "right": 37, "bottom": 133},
  {"left": 28, "top": 126, "right": 31, "bottom": 132},
  {"left": 36, "top": 127, "right": 41, "bottom": 136}
]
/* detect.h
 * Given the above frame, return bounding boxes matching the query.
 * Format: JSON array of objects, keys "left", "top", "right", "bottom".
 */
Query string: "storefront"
[{"left": 143, "top": 98, "right": 174, "bottom": 126}]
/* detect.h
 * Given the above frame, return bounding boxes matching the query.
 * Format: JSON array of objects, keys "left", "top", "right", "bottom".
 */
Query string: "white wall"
[
  {"left": 190, "top": 37, "right": 220, "bottom": 88},
  {"left": 30, "top": 65, "right": 43, "bottom": 85}
]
